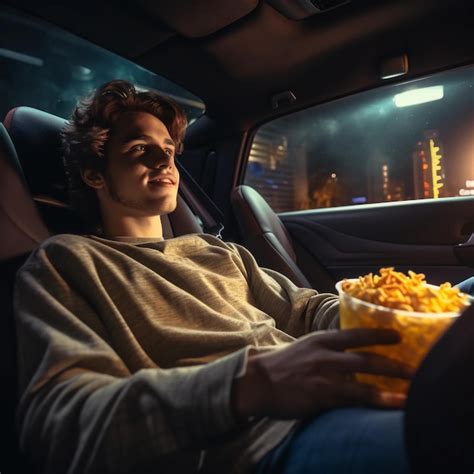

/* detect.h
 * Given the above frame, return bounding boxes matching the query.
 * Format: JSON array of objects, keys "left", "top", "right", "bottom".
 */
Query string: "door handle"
[{"left": 454, "top": 233, "right": 474, "bottom": 268}]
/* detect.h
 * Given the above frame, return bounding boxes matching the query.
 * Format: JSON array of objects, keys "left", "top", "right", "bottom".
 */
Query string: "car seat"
[
  {"left": 231, "top": 184, "right": 312, "bottom": 288},
  {"left": 0, "top": 121, "right": 44, "bottom": 472},
  {"left": 0, "top": 106, "right": 205, "bottom": 471}
]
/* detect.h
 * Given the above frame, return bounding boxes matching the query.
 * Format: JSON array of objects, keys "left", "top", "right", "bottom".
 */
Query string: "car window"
[
  {"left": 0, "top": 6, "right": 205, "bottom": 122},
  {"left": 244, "top": 65, "right": 474, "bottom": 213}
]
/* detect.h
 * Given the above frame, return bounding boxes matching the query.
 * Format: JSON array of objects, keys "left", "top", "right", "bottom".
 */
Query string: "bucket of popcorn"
[{"left": 335, "top": 268, "right": 472, "bottom": 394}]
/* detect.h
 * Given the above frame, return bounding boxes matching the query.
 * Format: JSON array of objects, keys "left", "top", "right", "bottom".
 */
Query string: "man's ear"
[{"left": 81, "top": 169, "right": 105, "bottom": 190}]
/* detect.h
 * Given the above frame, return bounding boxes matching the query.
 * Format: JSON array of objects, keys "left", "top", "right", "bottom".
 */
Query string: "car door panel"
[{"left": 281, "top": 198, "right": 474, "bottom": 289}]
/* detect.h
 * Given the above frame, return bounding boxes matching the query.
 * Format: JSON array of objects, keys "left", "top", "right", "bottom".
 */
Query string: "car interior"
[{"left": 1, "top": 0, "right": 474, "bottom": 471}]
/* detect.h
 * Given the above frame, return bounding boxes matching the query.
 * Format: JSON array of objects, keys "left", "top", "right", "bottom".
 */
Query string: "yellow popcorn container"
[{"left": 335, "top": 279, "right": 469, "bottom": 394}]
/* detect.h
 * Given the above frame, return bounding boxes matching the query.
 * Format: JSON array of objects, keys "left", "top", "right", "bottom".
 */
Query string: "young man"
[{"left": 14, "top": 80, "right": 415, "bottom": 474}]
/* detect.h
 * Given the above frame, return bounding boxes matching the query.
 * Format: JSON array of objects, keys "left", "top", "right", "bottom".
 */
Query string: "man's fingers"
[
  {"left": 374, "top": 391, "right": 407, "bottom": 409},
  {"left": 327, "top": 351, "right": 415, "bottom": 379},
  {"left": 315, "top": 328, "right": 401, "bottom": 351},
  {"left": 329, "top": 380, "right": 407, "bottom": 410}
]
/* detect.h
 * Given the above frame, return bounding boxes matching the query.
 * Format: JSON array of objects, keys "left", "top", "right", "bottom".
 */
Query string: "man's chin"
[{"left": 149, "top": 199, "right": 178, "bottom": 217}]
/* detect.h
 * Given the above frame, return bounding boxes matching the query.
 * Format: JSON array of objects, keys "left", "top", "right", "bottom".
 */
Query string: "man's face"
[{"left": 97, "top": 111, "right": 180, "bottom": 218}]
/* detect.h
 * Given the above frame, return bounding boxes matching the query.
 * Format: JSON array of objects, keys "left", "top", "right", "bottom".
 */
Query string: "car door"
[{"left": 280, "top": 197, "right": 473, "bottom": 292}]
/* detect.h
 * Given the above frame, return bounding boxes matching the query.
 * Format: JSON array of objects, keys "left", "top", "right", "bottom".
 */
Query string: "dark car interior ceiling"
[{"left": 5, "top": 0, "right": 474, "bottom": 130}]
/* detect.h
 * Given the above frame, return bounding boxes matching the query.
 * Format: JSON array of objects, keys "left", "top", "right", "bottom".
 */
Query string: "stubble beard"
[{"left": 105, "top": 174, "right": 176, "bottom": 215}]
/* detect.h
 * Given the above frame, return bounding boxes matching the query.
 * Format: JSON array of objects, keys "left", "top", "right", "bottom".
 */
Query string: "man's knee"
[{"left": 456, "top": 277, "right": 474, "bottom": 296}]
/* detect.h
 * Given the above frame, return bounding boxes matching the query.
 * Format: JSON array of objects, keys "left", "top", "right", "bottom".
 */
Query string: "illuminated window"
[{"left": 245, "top": 65, "right": 474, "bottom": 212}]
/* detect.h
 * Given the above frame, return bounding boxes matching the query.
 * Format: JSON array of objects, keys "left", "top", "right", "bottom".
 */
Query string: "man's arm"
[
  {"left": 227, "top": 242, "right": 339, "bottom": 336},
  {"left": 14, "top": 242, "right": 249, "bottom": 474},
  {"left": 224, "top": 242, "right": 414, "bottom": 420}
]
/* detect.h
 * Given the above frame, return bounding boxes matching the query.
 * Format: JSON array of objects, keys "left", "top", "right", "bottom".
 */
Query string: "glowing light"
[
  {"left": 0, "top": 48, "right": 43, "bottom": 66},
  {"left": 331, "top": 173, "right": 337, "bottom": 179},
  {"left": 393, "top": 86, "right": 444, "bottom": 108},
  {"left": 429, "top": 139, "right": 444, "bottom": 199},
  {"left": 460, "top": 179, "right": 474, "bottom": 195}
]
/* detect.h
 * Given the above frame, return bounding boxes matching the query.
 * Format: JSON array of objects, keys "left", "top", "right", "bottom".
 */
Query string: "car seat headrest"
[
  {"left": 0, "top": 122, "right": 50, "bottom": 260},
  {"left": 4, "top": 106, "right": 68, "bottom": 204}
]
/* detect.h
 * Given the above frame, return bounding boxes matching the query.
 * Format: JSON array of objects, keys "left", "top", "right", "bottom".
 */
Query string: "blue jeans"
[
  {"left": 254, "top": 408, "right": 410, "bottom": 474},
  {"left": 456, "top": 276, "right": 474, "bottom": 296}
]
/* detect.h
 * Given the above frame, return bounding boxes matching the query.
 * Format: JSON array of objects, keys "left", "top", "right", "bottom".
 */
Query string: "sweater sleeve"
[
  {"left": 226, "top": 242, "right": 340, "bottom": 337},
  {"left": 14, "top": 241, "right": 250, "bottom": 474}
]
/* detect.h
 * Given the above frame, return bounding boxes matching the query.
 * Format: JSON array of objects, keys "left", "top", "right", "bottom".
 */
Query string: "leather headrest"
[
  {"left": 0, "top": 121, "right": 25, "bottom": 182},
  {"left": 0, "top": 123, "right": 50, "bottom": 260},
  {"left": 4, "top": 107, "right": 68, "bottom": 203}
]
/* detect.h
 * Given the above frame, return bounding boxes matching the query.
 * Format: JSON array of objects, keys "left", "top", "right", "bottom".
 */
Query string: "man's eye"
[
  {"left": 165, "top": 148, "right": 174, "bottom": 156},
  {"left": 132, "top": 144, "right": 146, "bottom": 152}
]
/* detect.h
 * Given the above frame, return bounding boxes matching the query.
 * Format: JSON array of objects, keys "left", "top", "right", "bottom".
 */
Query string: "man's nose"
[{"left": 144, "top": 145, "right": 173, "bottom": 169}]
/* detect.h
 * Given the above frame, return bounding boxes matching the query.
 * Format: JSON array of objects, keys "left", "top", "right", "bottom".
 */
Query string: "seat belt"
[{"left": 176, "top": 160, "right": 224, "bottom": 239}]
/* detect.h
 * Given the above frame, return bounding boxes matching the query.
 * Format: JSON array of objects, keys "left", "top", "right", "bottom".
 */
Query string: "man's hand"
[{"left": 233, "top": 328, "right": 414, "bottom": 421}]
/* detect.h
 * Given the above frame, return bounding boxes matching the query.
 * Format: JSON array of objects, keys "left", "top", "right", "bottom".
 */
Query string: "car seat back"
[
  {"left": 231, "top": 184, "right": 311, "bottom": 288},
  {"left": 0, "top": 122, "right": 41, "bottom": 471}
]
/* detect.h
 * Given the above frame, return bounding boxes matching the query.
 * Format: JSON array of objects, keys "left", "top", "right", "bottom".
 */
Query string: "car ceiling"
[{"left": 3, "top": 0, "right": 474, "bottom": 130}]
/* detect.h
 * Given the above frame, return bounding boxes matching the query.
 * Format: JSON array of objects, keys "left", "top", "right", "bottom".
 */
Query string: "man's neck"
[{"left": 101, "top": 214, "right": 163, "bottom": 239}]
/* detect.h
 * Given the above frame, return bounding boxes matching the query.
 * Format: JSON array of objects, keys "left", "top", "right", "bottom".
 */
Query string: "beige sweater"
[{"left": 14, "top": 233, "right": 339, "bottom": 474}]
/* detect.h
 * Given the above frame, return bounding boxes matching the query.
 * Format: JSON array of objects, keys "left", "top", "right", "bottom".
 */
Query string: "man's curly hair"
[{"left": 61, "top": 80, "right": 188, "bottom": 234}]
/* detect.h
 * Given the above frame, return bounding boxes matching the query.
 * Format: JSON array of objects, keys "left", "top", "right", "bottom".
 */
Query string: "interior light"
[{"left": 393, "top": 86, "right": 444, "bottom": 108}]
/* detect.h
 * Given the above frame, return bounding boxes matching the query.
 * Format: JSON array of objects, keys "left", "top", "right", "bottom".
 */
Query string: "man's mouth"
[{"left": 148, "top": 175, "right": 176, "bottom": 186}]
